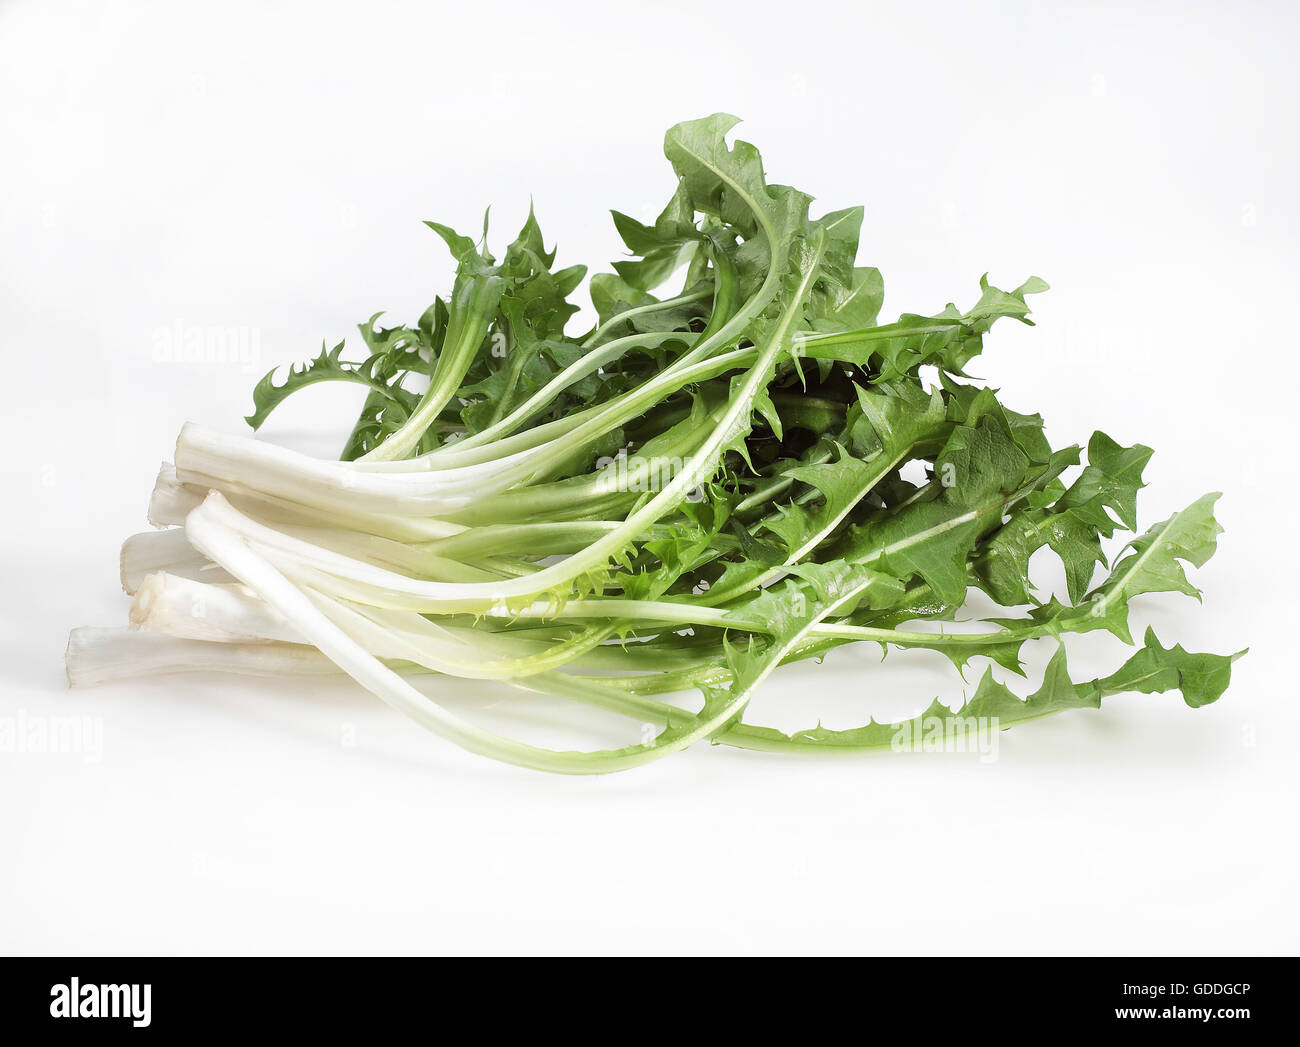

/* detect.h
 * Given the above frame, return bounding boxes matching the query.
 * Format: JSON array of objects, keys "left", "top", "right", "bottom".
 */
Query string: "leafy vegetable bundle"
[{"left": 68, "top": 115, "right": 1242, "bottom": 773}]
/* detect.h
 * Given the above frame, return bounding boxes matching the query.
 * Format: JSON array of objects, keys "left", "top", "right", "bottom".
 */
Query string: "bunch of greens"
[{"left": 68, "top": 115, "right": 1242, "bottom": 773}]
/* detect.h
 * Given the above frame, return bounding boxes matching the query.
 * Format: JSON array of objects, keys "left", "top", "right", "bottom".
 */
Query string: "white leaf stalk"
[
  {"left": 181, "top": 493, "right": 735, "bottom": 774},
  {"left": 66, "top": 627, "right": 347, "bottom": 685},
  {"left": 120, "top": 528, "right": 231, "bottom": 594}
]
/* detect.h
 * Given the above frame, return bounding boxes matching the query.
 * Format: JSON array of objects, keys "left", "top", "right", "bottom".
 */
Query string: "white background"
[{"left": 2, "top": 0, "right": 1297, "bottom": 955}]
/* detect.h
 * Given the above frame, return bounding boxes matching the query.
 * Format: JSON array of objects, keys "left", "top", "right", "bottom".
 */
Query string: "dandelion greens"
[{"left": 67, "top": 115, "right": 1243, "bottom": 773}]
